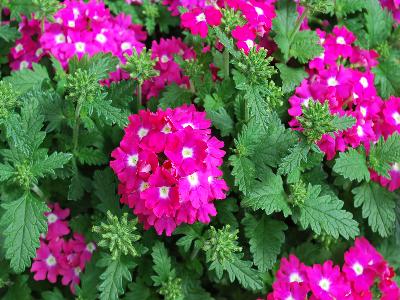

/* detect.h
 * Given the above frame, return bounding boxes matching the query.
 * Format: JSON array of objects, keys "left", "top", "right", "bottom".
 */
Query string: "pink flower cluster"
[
  {"left": 288, "top": 26, "right": 400, "bottom": 190},
  {"left": 180, "top": 0, "right": 276, "bottom": 53},
  {"left": 31, "top": 203, "right": 95, "bottom": 293},
  {"left": 10, "top": 0, "right": 146, "bottom": 74},
  {"left": 380, "top": 0, "right": 400, "bottom": 23},
  {"left": 9, "top": 17, "right": 45, "bottom": 70},
  {"left": 110, "top": 105, "right": 228, "bottom": 236},
  {"left": 263, "top": 237, "right": 400, "bottom": 300},
  {"left": 142, "top": 37, "right": 196, "bottom": 100},
  {"left": 162, "top": 0, "right": 208, "bottom": 17}
]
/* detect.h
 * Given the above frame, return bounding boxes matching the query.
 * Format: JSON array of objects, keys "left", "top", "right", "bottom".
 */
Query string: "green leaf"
[
  {"left": 290, "top": 30, "right": 324, "bottom": 64},
  {"left": 0, "top": 163, "right": 15, "bottom": 182},
  {"left": 41, "top": 288, "right": 65, "bottom": 300},
  {"left": 253, "top": 112, "right": 297, "bottom": 168},
  {"left": 242, "top": 214, "right": 287, "bottom": 272},
  {"left": 363, "top": 0, "right": 393, "bottom": 48},
  {"left": 4, "top": 63, "right": 49, "bottom": 94},
  {"left": 333, "top": 148, "right": 370, "bottom": 182},
  {"left": 294, "top": 184, "right": 359, "bottom": 239},
  {"left": 97, "top": 254, "right": 136, "bottom": 300},
  {"left": 221, "top": 256, "right": 263, "bottom": 291},
  {"left": 373, "top": 55, "right": 400, "bottom": 99},
  {"left": 332, "top": 0, "right": 366, "bottom": 17},
  {"left": 278, "top": 142, "right": 310, "bottom": 175},
  {"left": 276, "top": 64, "right": 307, "bottom": 94},
  {"left": 76, "top": 147, "right": 108, "bottom": 166},
  {"left": 92, "top": 97, "right": 128, "bottom": 128},
  {"left": 3, "top": 275, "right": 31, "bottom": 300},
  {"left": 93, "top": 169, "right": 121, "bottom": 215},
  {"left": 69, "top": 53, "right": 119, "bottom": 81},
  {"left": 331, "top": 115, "right": 357, "bottom": 131},
  {"left": 229, "top": 155, "right": 255, "bottom": 196},
  {"left": 31, "top": 152, "right": 72, "bottom": 179},
  {"left": 369, "top": 133, "right": 400, "bottom": 178},
  {"left": 213, "top": 27, "right": 241, "bottom": 59},
  {"left": 125, "top": 281, "right": 152, "bottom": 300},
  {"left": 68, "top": 171, "right": 91, "bottom": 201},
  {"left": 151, "top": 242, "right": 175, "bottom": 286},
  {"left": 76, "top": 259, "right": 102, "bottom": 300},
  {"left": 0, "top": 193, "right": 49, "bottom": 272},
  {"left": 159, "top": 84, "right": 193, "bottom": 109},
  {"left": 0, "top": 25, "right": 21, "bottom": 42},
  {"left": 353, "top": 182, "right": 396, "bottom": 237},
  {"left": 234, "top": 118, "right": 263, "bottom": 157},
  {"left": 174, "top": 223, "right": 204, "bottom": 252},
  {"left": 273, "top": 0, "right": 323, "bottom": 63},
  {"left": 242, "top": 167, "right": 291, "bottom": 217}
]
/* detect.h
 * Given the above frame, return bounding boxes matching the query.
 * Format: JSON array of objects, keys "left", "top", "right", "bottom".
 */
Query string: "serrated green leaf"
[
  {"left": 151, "top": 242, "right": 175, "bottom": 285},
  {"left": 41, "top": 288, "right": 64, "bottom": 300},
  {"left": 276, "top": 64, "right": 307, "bottom": 94},
  {"left": 158, "top": 83, "right": 193, "bottom": 109},
  {"left": 213, "top": 27, "right": 241, "bottom": 59},
  {"left": 76, "top": 147, "right": 108, "bottom": 166},
  {"left": 0, "top": 163, "right": 15, "bottom": 182},
  {"left": 353, "top": 182, "right": 396, "bottom": 237},
  {"left": 278, "top": 142, "right": 310, "bottom": 175},
  {"left": 68, "top": 172, "right": 91, "bottom": 201},
  {"left": 229, "top": 155, "right": 255, "bottom": 195},
  {"left": 333, "top": 148, "right": 370, "bottom": 182},
  {"left": 373, "top": 55, "right": 400, "bottom": 99},
  {"left": 0, "top": 25, "right": 21, "bottom": 42},
  {"left": 363, "top": 0, "right": 393, "bottom": 49},
  {"left": 92, "top": 98, "right": 128, "bottom": 128},
  {"left": 3, "top": 275, "right": 31, "bottom": 300},
  {"left": 93, "top": 169, "right": 121, "bottom": 215},
  {"left": 295, "top": 184, "right": 359, "bottom": 239},
  {"left": 332, "top": 0, "right": 366, "bottom": 17},
  {"left": 221, "top": 256, "right": 263, "bottom": 291},
  {"left": 4, "top": 63, "right": 49, "bottom": 94},
  {"left": 174, "top": 223, "right": 204, "bottom": 253},
  {"left": 0, "top": 193, "right": 49, "bottom": 272},
  {"left": 97, "top": 254, "right": 136, "bottom": 300},
  {"left": 69, "top": 53, "right": 119, "bottom": 81},
  {"left": 243, "top": 214, "right": 287, "bottom": 272},
  {"left": 31, "top": 152, "right": 72, "bottom": 179},
  {"left": 290, "top": 30, "right": 324, "bottom": 64},
  {"left": 242, "top": 167, "right": 291, "bottom": 217},
  {"left": 369, "top": 133, "right": 400, "bottom": 178}
]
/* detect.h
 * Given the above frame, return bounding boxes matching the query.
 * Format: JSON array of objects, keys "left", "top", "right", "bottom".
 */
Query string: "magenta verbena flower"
[
  {"left": 31, "top": 203, "right": 95, "bottom": 294},
  {"left": 263, "top": 237, "right": 400, "bottom": 300},
  {"left": 10, "top": 0, "right": 146, "bottom": 75},
  {"left": 110, "top": 104, "right": 228, "bottom": 236}
]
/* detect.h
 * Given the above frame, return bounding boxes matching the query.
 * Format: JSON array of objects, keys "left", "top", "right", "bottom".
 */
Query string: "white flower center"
[
  {"left": 285, "top": 296, "right": 295, "bottom": 300},
  {"left": 188, "top": 172, "right": 199, "bottom": 187},
  {"left": 360, "top": 106, "right": 367, "bottom": 117},
  {"left": 47, "top": 213, "right": 58, "bottom": 224},
  {"left": 127, "top": 154, "right": 139, "bottom": 167},
  {"left": 74, "top": 267, "right": 82, "bottom": 276},
  {"left": 159, "top": 186, "right": 170, "bottom": 199},
  {"left": 46, "top": 254, "right": 57, "bottom": 267},
  {"left": 86, "top": 242, "right": 96, "bottom": 253},
  {"left": 161, "top": 124, "right": 172, "bottom": 134},
  {"left": 75, "top": 42, "right": 86, "bottom": 52},
  {"left": 35, "top": 48, "right": 43, "bottom": 57},
  {"left": 208, "top": 176, "right": 213, "bottom": 183},
  {"left": 195, "top": 13, "right": 206, "bottom": 22},
  {"left": 392, "top": 112, "right": 400, "bottom": 125},
  {"left": 15, "top": 43, "right": 23, "bottom": 53},
  {"left": 255, "top": 6, "right": 264, "bottom": 15},
  {"left": 353, "top": 92, "right": 359, "bottom": 99},
  {"left": 140, "top": 181, "right": 150, "bottom": 191},
  {"left": 182, "top": 147, "right": 194, "bottom": 158},
  {"left": 392, "top": 163, "right": 400, "bottom": 172},
  {"left": 73, "top": 8, "right": 80, "bottom": 19},
  {"left": 327, "top": 77, "right": 338, "bottom": 87},
  {"left": 357, "top": 125, "right": 364, "bottom": 137},
  {"left": 182, "top": 122, "right": 194, "bottom": 129},
  {"left": 68, "top": 20, "right": 75, "bottom": 28},
  {"left": 121, "top": 42, "right": 132, "bottom": 51},
  {"left": 336, "top": 36, "right": 346, "bottom": 45},
  {"left": 289, "top": 272, "right": 303, "bottom": 283},
  {"left": 320, "top": 38, "right": 325, "bottom": 44},
  {"left": 352, "top": 262, "right": 364, "bottom": 276},
  {"left": 19, "top": 61, "right": 29, "bottom": 70},
  {"left": 160, "top": 55, "right": 169, "bottom": 63},
  {"left": 319, "top": 278, "right": 331, "bottom": 291},
  {"left": 137, "top": 127, "right": 149, "bottom": 139},
  {"left": 245, "top": 39, "right": 254, "bottom": 49},
  {"left": 96, "top": 33, "right": 107, "bottom": 44},
  {"left": 55, "top": 33, "right": 66, "bottom": 44},
  {"left": 359, "top": 77, "right": 369, "bottom": 88},
  {"left": 302, "top": 98, "right": 311, "bottom": 108}
]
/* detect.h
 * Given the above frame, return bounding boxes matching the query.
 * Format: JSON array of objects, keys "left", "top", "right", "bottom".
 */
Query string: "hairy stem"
[
  {"left": 32, "top": 184, "right": 48, "bottom": 203},
  {"left": 72, "top": 101, "right": 82, "bottom": 171},
  {"left": 289, "top": 6, "right": 309, "bottom": 46},
  {"left": 137, "top": 82, "right": 142, "bottom": 112},
  {"left": 223, "top": 48, "right": 230, "bottom": 79}
]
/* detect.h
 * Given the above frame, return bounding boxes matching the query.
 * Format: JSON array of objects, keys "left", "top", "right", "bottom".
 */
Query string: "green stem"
[
  {"left": 190, "top": 247, "right": 200, "bottom": 260},
  {"left": 223, "top": 49, "right": 230, "bottom": 79},
  {"left": 288, "top": 6, "right": 309, "bottom": 46},
  {"left": 32, "top": 184, "right": 48, "bottom": 203},
  {"left": 41, "top": 17, "right": 45, "bottom": 34},
  {"left": 244, "top": 98, "right": 249, "bottom": 123},
  {"left": 137, "top": 82, "right": 142, "bottom": 112},
  {"left": 72, "top": 101, "right": 82, "bottom": 171}
]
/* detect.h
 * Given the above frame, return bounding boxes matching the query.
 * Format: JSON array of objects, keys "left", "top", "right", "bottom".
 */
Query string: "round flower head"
[
  {"left": 45, "top": 203, "right": 71, "bottom": 240},
  {"left": 110, "top": 105, "right": 228, "bottom": 236}
]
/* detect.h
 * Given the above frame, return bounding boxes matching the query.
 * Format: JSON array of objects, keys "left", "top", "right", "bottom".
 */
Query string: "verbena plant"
[{"left": 0, "top": 0, "right": 400, "bottom": 299}]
